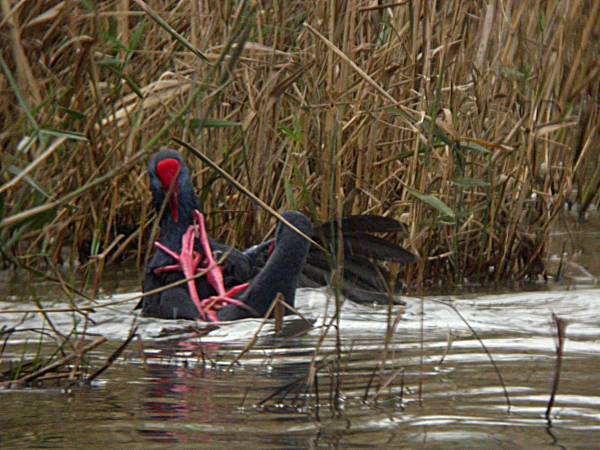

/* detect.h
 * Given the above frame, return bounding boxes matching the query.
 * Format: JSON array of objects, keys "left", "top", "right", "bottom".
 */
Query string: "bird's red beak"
[{"left": 156, "top": 158, "right": 181, "bottom": 222}]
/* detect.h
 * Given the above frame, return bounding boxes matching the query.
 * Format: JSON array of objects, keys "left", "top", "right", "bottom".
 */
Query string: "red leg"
[
  {"left": 151, "top": 210, "right": 251, "bottom": 322},
  {"left": 191, "top": 210, "right": 251, "bottom": 321},
  {"left": 154, "top": 228, "right": 207, "bottom": 320},
  {"left": 199, "top": 283, "right": 251, "bottom": 321},
  {"left": 193, "top": 210, "right": 227, "bottom": 296}
]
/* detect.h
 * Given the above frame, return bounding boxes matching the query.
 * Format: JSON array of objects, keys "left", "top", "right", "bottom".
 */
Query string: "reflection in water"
[
  {"left": 2, "top": 208, "right": 600, "bottom": 450},
  {"left": 140, "top": 339, "right": 225, "bottom": 445},
  {"left": 140, "top": 367, "right": 195, "bottom": 444},
  {"left": 1, "top": 286, "right": 600, "bottom": 447},
  {"left": 141, "top": 364, "right": 193, "bottom": 443}
]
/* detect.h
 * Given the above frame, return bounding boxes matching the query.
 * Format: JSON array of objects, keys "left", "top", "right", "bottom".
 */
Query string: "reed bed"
[{"left": 1, "top": 0, "right": 598, "bottom": 290}]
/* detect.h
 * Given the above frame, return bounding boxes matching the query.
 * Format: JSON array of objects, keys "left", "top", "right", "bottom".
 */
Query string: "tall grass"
[{"left": 1, "top": 0, "right": 598, "bottom": 289}]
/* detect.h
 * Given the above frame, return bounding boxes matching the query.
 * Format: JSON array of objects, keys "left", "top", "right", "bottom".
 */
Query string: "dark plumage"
[
  {"left": 139, "top": 149, "right": 256, "bottom": 320},
  {"left": 217, "top": 211, "right": 312, "bottom": 321},
  {"left": 138, "top": 149, "right": 417, "bottom": 321}
]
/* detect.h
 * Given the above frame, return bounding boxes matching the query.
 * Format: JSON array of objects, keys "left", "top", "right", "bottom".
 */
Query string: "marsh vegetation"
[
  {"left": 0, "top": 2, "right": 599, "bottom": 445},
  {"left": 1, "top": 0, "right": 598, "bottom": 286}
]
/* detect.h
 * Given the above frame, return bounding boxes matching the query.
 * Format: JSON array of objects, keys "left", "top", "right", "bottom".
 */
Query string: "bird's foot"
[
  {"left": 192, "top": 210, "right": 230, "bottom": 298},
  {"left": 153, "top": 224, "right": 208, "bottom": 320},
  {"left": 198, "top": 282, "right": 250, "bottom": 322},
  {"left": 153, "top": 211, "right": 248, "bottom": 322}
]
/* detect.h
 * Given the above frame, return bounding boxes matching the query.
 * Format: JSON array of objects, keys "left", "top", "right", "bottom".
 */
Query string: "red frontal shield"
[{"left": 156, "top": 158, "right": 181, "bottom": 222}]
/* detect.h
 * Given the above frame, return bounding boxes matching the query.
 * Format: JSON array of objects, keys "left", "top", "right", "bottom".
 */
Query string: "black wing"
[{"left": 241, "top": 214, "right": 417, "bottom": 303}]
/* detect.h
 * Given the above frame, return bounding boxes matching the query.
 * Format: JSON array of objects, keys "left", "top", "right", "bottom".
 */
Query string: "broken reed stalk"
[
  {"left": 226, "top": 293, "right": 310, "bottom": 370},
  {"left": 1, "top": 336, "right": 107, "bottom": 389},
  {"left": 428, "top": 297, "right": 512, "bottom": 410},
  {"left": 86, "top": 323, "right": 138, "bottom": 384},
  {"left": 545, "top": 313, "right": 567, "bottom": 421}
]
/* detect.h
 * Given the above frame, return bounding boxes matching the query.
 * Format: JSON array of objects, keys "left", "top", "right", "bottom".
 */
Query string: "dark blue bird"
[{"left": 137, "top": 149, "right": 417, "bottom": 321}]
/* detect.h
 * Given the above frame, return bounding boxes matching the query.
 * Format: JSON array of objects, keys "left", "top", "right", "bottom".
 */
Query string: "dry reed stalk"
[
  {"left": 0, "top": 0, "right": 597, "bottom": 291},
  {"left": 1, "top": 336, "right": 107, "bottom": 388}
]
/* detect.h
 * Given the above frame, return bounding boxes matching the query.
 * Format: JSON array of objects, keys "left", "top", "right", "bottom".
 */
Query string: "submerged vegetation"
[{"left": 1, "top": 0, "right": 599, "bottom": 291}]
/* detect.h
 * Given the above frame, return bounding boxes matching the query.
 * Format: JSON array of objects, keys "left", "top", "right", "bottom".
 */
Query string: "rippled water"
[
  {"left": 1, "top": 283, "right": 599, "bottom": 448},
  {"left": 1, "top": 214, "right": 599, "bottom": 448}
]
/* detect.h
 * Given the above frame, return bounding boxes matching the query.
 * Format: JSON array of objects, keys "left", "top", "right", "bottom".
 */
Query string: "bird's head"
[{"left": 149, "top": 149, "right": 200, "bottom": 224}]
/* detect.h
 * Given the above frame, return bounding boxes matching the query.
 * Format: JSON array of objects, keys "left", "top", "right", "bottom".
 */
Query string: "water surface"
[
  {"left": 1, "top": 283, "right": 599, "bottom": 448},
  {"left": 1, "top": 214, "right": 599, "bottom": 448}
]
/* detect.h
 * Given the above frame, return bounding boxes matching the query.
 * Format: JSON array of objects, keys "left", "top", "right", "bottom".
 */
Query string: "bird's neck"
[
  {"left": 157, "top": 198, "right": 198, "bottom": 251},
  {"left": 266, "top": 238, "right": 310, "bottom": 278}
]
